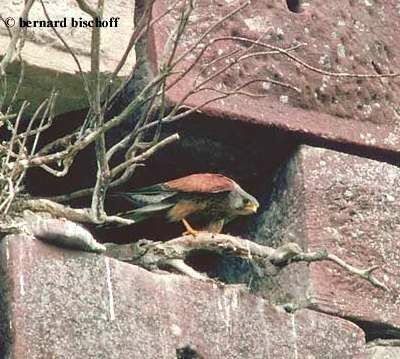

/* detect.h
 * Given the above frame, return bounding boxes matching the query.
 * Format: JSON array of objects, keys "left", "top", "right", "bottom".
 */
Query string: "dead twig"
[
  {"left": 13, "top": 198, "right": 135, "bottom": 226},
  {"left": 290, "top": 251, "right": 389, "bottom": 291},
  {"left": 104, "top": 233, "right": 387, "bottom": 290}
]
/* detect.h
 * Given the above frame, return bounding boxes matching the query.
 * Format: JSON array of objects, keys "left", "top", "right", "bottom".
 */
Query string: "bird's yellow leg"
[{"left": 181, "top": 218, "right": 200, "bottom": 236}]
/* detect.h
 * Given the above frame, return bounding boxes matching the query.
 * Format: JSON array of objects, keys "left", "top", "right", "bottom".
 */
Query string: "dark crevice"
[
  {"left": 184, "top": 250, "right": 222, "bottom": 277},
  {"left": 307, "top": 306, "right": 400, "bottom": 343},
  {"left": 0, "top": 250, "right": 12, "bottom": 359},
  {"left": 349, "top": 319, "right": 400, "bottom": 342},
  {"left": 293, "top": 130, "right": 400, "bottom": 167},
  {"left": 184, "top": 250, "right": 262, "bottom": 288},
  {"left": 286, "top": 0, "right": 303, "bottom": 13},
  {"left": 176, "top": 345, "right": 203, "bottom": 359}
]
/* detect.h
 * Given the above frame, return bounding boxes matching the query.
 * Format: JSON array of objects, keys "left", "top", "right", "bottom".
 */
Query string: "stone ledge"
[
  {"left": 143, "top": 0, "right": 400, "bottom": 158},
  {"left": 1, "top": 0, "right": 136, "bottom": 115},
  {"left": 0, "top": 235, "right": 366, "bottom": 358}
]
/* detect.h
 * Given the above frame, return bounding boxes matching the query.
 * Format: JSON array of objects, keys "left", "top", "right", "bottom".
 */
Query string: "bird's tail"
[
  {"left": 115, "top": 202, "right": 174, "bottom": 222},
  {"left": 110, "top": 190, "right": 175, "bottom": 207},
  {"left": 97, "top": 192, "right": 175, "bottom": 228}
]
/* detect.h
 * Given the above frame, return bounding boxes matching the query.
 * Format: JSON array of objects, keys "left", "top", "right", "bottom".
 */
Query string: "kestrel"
[{"left": 115, "top": 173, "right": 259, "bottom": 234}]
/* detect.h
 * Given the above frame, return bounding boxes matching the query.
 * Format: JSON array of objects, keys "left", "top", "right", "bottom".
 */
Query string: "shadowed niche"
[
  {"left": 176, "top": 345, "right": 204, "bottom": 359},
  {"left": 94, "top": 114, "right": 298, "bottom": 243},
  {"left": 286, "top": 0, "right": 303, "bottom": 13},
  {"left": 24, "top": 109, "right": 298, "bottom": 286}
]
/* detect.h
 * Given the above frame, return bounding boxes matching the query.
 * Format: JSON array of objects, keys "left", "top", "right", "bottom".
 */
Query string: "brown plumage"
[
  {"left": 165, "top": 173, "right": 236, "bottom": 193},
  {"left": 115, "top": 173, "right": 259, "bottom": 234}
]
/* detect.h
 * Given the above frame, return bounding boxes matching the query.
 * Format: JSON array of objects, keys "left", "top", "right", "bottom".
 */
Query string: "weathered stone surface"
[
  {"left": 255, "top": 145, "right": 400, "bottom": 331},
  {"left": 145, "top": 0, "right": 400, "bottom": 158},
  {"left": 0, "top": 0, "right": 135, "bottom": 115},
  {"left": 0, "top": 235, "right": 367, "bottom": 358},
  {"left": 366, "top": 341, "right": 400, "bottom": 359}
]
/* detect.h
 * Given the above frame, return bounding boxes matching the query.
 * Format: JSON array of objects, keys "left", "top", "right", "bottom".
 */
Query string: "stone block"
[
  {"left": 0, "top": 235, "right": 366, "bottom": 358},
  {"left": 143, "top": 0, "right": 400, "bottom": 158},
  {"left": 256, "top": 145, "right": 400, "bottom": 334},
  {"left": 0, "top": 0, "right": 136, "bottom": 115}
]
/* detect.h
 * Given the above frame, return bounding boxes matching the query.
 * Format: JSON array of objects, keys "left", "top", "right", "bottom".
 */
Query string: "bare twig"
[
  {"left": 104, "top": 233, "right": 387, "bottom": 290},
  {"left": 290, "top": 251, "right": 389, "bottom": 291},
  {"left": 111, "top": 133, "right": 180, "bottom": 179},
  {"left": 40, "top": 0, "right": 93, "bottom": 107},
  {"left": 13, "top": 198, "right": 135, "bottom": 225},
  {"left": 0, "top": 0, "right": 35, "bottom": 74},
  {"left": 48, "top": 133, "right": 180, "bottom": 202},
  {"left": 75, "top": 0, "right": 98, "bottom": 18},
  {"left": 222, "top": 36, "right": 400, "bottom": 79},
  {"left": 165, "top": 259, "right": 209, "bottom": 280}
]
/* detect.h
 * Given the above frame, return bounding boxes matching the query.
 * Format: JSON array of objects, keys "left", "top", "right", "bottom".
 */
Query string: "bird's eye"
[{"left": 242, "top": 198, "right": 250, "bottom": 207}]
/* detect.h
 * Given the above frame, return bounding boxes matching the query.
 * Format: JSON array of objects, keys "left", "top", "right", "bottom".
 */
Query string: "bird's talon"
[
  {"left": 182, "top": 218, "right": 200, "bottom": 237},
  {"left": 182, "top": 229, "right": 199, "bottom": 237}
]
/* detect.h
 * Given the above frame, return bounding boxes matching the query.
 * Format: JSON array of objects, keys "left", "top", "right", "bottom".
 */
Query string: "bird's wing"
[
  {"left": 116, "top": 174, "right": 235, "bottom": 200},
  {"left": 164, "top": 173, "right": 236, "bottom": 194}
]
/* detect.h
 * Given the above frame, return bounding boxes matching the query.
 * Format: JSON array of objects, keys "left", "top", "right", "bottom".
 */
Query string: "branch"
[
  {"left": 104, "top": 233, "right": 387, "bottom": 290},
  {"left": 165, "top": 259, "right": 209, "bottom": 280},
  {"left": 47, "top": 133, "right": 180, "bottom": 203},
  {"left": 75, "top": 0, "right": 98, "bottom": 18},
  {"left": 12, "top": 198, "right": 135, "bottom": 225},
  {"left": 290, "top": 251, "right": 389, "bottom": 291},
  {"left": 111, "top": 133, "right": 180, "bottom": 179},
  {"left": 223, "top": 36, "right": 400, "bottom": 79},
  {"left": 0, "top": 0, "right": 35, "bottom": 74},
  {"left": 40, "top": 0, "right": 93, "bottom": 107},
  {"left": 366, "top": 339, "right": 400, "bottom": 348}
]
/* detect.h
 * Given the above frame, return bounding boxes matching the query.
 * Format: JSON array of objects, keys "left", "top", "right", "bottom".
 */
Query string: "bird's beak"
[{"left": 245, "top": 202, "right": 259, "bottom": 214}]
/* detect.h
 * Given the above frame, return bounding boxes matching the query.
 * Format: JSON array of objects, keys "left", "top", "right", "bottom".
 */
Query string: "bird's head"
[{"left": 230, "top": 185, "right": 259, "bottom": 215}]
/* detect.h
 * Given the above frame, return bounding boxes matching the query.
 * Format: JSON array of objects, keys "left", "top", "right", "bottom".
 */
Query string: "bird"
[{"left": 113, "top": 173, "right": 259, "bottom": 235}]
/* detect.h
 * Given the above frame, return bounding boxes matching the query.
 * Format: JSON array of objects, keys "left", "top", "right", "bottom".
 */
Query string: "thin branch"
[
  {"left": 165, "top": 259, "right": 209, "bottom": 280},
  {"left": 111, "top": 133, "right": 180, "bottom": 179},
  {"left": 0, "top": 0, "right": 35, "bottom": 74},
  {"left": 222, "top": 36, "right": 400, "bottom": 79},
  {"left": 104, "top": 233, "right": 387, "bottom": 290},
  {"left": 3, "top": 101, "right": 28, "bottom": 171},
  {"left": 19, "top": 71, "right": 168, "bottom": 169},
  {"left": 290, "top": 251, "right": 389, "bottom": 291},
  {"left": 13, "top": 198, "right": 135, "bottom": 225},
  {"left": 170, "top": 1, "right": 250, "bottom": 69},
  {"left": 40, "top": 0, "right": 93, "bottom": 107},
  {"left": 47, "top": 133, "right": 180, "bottom": 202},
  {"left": 30, "top": 91, "right": 58, "bottom": 155},
  {"left": 5, "top": 60, "right": 25, "bottom": 115},
  {"left": 75, "top": 0, "right": 98, "bottom": 18},
  {"left": 111, "top": 0, "right": 163, "bottom": 79}
]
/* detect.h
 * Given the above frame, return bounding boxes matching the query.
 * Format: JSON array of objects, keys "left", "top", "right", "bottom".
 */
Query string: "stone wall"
[{"left": 1, "top": 0, "right": 400, "bottom": 358}]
